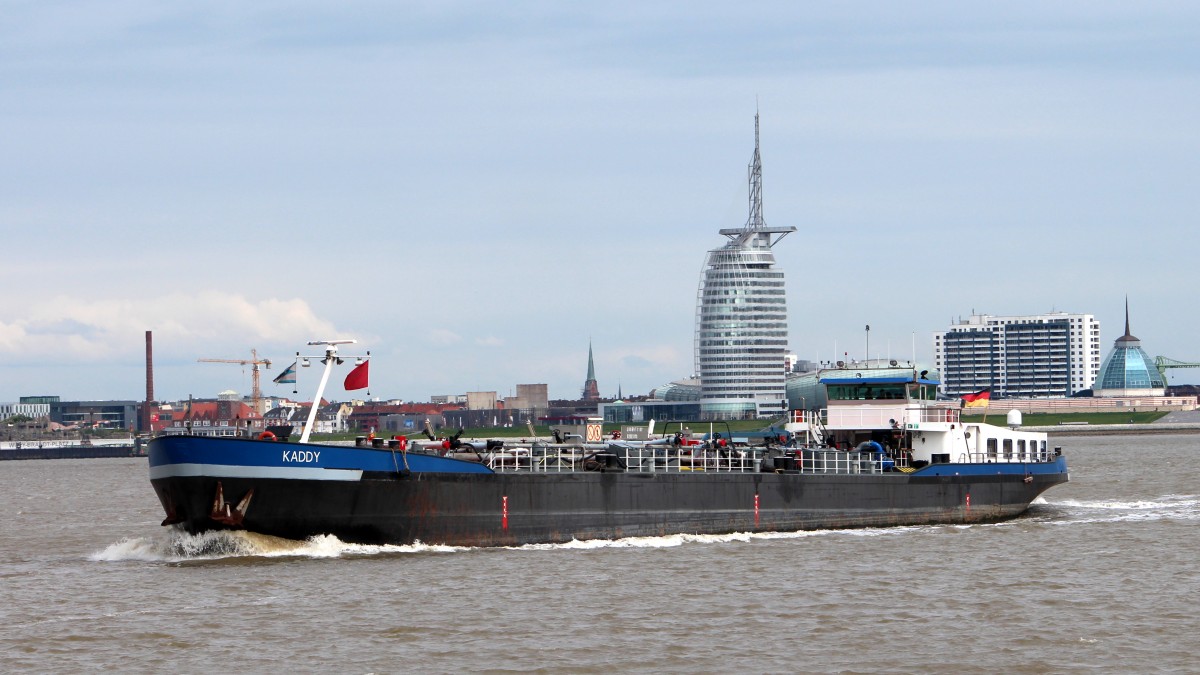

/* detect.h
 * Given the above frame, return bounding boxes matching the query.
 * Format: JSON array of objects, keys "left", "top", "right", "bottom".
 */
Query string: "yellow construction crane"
[{"left": 198, "top": 349, "right": 272, "bottom": 415}]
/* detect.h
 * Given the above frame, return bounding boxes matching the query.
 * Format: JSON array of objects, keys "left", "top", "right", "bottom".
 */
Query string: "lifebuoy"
[{"left": 259, "top": 431, "right": 276, "bottom": 441}]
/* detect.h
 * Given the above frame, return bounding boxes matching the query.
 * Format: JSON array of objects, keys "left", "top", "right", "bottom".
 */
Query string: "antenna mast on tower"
[
  {"left": 718, "top": 109, "right": 793, "bottom": 247},
  {"left": 746, "top": 110, "right": 765, "bottom": 232}
]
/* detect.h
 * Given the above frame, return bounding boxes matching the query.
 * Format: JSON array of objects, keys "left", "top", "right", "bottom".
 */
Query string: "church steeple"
[{"left": 582, "top": 341, "right": 600, "bottom": 400}]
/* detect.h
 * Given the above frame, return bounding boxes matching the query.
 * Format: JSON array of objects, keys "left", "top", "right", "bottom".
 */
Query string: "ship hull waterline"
[{"left": 149, "top": 437, "right": 1068, "bottom": 547}]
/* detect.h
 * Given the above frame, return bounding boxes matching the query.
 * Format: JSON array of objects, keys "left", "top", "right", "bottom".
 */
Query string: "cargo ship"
[{"left": 148, "top": 341, "right": 1068, "bottom": 546}]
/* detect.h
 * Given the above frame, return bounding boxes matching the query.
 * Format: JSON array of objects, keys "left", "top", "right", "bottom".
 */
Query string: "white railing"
[
  {"left": 436, "top": 437, "right": 1062, "bottom": 475},
  {"left": 957, "top": 446, "right": 1058, "bottom": 464},
  {"left": 795, "top": 449, "right": 893, "bottom": 474},
  {"left": 480, "top": 443, "right": 907, "bottom": 475},
  {"left": 486, "top": 443, "right": 763, "bottom": 474}
]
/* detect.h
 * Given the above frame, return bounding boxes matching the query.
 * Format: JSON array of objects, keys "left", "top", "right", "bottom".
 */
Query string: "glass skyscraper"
[{"left": 695, "top": 115, "right": 795, "bottom": 419}]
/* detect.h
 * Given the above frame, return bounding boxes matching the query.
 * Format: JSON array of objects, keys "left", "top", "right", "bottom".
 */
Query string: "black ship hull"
[{"left": 150, "top": 457, "right": 1068, "bottom": 546}]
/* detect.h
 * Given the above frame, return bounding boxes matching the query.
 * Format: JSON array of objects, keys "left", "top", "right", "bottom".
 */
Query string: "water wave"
[
  {"left": 511, "top": 524, "right": 932, "bottom": 551},
  {"left": 89, "top": 530, "right": 466, "bottom": 563},
  {"left": 92, "top": 521, "right": 956, "bottom": 562},
  {"left": 1040, "top": 494, "right": 1200, "bottom": 524},
  {"left": 95, "top": 509, "right": 1080, "bottom": 562}
]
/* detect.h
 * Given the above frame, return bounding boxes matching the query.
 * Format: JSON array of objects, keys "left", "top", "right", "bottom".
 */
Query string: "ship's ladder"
[{"left": 809, "top": 413, "right": 832, "bottom": 445}]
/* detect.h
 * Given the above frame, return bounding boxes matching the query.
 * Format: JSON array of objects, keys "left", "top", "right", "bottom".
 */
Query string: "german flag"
[{"left": 961, "top": 388, "right": 991, "bottom": 408}]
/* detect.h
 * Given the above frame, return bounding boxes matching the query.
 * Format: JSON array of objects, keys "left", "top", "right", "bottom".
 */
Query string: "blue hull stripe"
[
  {"left": 915, "top": 456, "right": 1068, "bottom": 477},
  {"left": 148, "top": 435, "right": 495, "bottom": 475},
  {"left": 149, "top": 463, "right": 363, "bottom": 481}
]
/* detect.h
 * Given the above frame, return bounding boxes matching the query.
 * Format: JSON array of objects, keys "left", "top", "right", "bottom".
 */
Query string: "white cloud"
[
  {"left": 0, "top": 292, "right": 342, "bottom": 362},
  {"left": 426, "top": 328, "right": 463, "bottom": 346}
]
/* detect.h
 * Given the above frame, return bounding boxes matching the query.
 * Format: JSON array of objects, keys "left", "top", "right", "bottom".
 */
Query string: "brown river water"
[{"left": 1, "top": 433, "right": 1197, "bottom": 673}]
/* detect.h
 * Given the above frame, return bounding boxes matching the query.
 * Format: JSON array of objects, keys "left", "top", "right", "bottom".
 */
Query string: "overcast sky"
[{"left": 2, "top": 1, "right": 1199, "bottom": 404}]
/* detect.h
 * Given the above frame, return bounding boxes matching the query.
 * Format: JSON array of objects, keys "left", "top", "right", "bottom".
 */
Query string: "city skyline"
[{"left": 3, "top": 3, "right": 1199, "bottom": 403}]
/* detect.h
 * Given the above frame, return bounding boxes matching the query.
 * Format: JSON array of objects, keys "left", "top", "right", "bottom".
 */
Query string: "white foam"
[
  {"left": 1040, "top": 494, "right": 1200, "bottom": 525},
  {"left": 94, "top": 512, "right": 1064, "bottom": 562},
  {"left": 1053, "top": 496, "right": 1198, "bottom": 511},
  {"left": 512, "top": 524, "right": 930, "bottom": 551},
  {"left": 89, "top": 530, "right": 467, "bottom": 562}
]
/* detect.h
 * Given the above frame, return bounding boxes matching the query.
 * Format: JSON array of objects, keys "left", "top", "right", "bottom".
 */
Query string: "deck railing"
[
  {"left": 481, "top": 443, "right": 913, "bottom": 475},
  {"left": 472, "top": 438, "right": 1063, "bottom": 474}
]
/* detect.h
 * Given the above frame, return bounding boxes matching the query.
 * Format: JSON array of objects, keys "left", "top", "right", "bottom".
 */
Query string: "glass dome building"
[{"left": 1093, "top": 303, "right": 1165, "bottom": 397}]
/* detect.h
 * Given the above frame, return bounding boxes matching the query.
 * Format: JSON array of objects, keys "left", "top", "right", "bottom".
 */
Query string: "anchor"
[{"left": 210, "top": 481, "right": 255, "bottom": 526}]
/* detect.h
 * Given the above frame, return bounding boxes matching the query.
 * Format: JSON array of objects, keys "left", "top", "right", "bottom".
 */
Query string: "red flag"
[{"left": 344, "top": 361, "right": 369, "bottom": 390}]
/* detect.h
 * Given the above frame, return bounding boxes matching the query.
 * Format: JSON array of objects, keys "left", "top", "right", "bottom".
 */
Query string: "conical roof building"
[{"left": 1093, "top": 300, "right": 1165, "bottom": 397}]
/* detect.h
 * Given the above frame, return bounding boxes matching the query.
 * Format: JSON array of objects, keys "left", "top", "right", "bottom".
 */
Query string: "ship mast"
[{"left": 297, "top": 339, "right": 363, "bottom": 444}]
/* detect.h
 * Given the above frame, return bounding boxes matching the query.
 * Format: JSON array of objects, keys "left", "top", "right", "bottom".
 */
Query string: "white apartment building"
[{"left": 934, "top": 312, "right": 1101, "bottom": 398}]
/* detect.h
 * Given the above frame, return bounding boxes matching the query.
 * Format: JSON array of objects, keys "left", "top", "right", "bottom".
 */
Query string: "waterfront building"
[
  {"left": 49, "top": 400, "right": 142, "bottom": 430},
  {"left": 515, "top": 383, "right": 549, "bottom": 411},
  {"left": 1093, "top": 302, "right": 1166, "bottom": 397},
  {"left": 151, "top": 399, "right": 260, "bottom": 436},
  {"left": 934, "top": 312, "right": 1101, "bottom": 398},
  {"left": 651, "top": 377, "right": 701, "bottom": 402},
  {"left": 466, "top": 391, "right": 498, "bottom": 410},
  {"left": 695, "top": 114, "right": 795, "bottom": 419},
  {"left": 599, "top": 399, "right": 701, "bottom": 424},
  {"left": 0, "top": 401, "right": 51, "bottom": 419}
]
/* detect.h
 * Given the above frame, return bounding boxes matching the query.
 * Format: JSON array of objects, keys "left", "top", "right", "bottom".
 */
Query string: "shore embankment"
[{"left": 1024, "top": 423, "right": 1200, "bottom": 436}]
